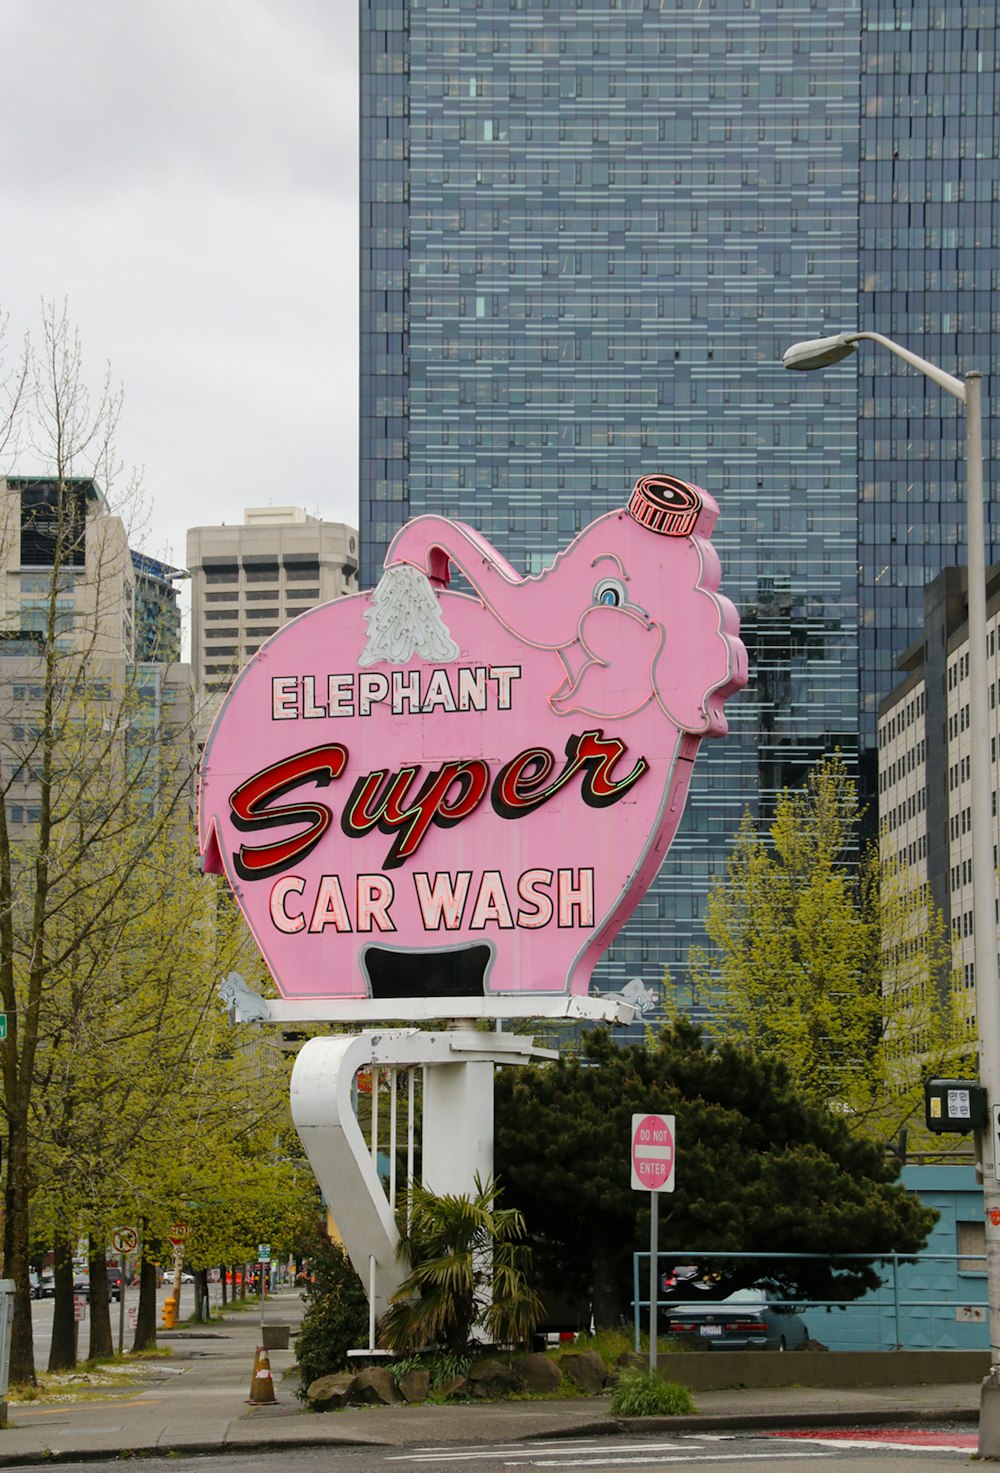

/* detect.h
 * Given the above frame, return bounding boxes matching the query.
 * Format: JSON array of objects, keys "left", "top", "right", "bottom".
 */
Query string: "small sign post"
[
  {"left": 112, "top": 1228, "right": 138, "bottom": 1355},
  {"left": 631, "top": 1113, "right": 675, "bottom": 1376},
  {"left": 258, "top": 1244, "right": 271, "bottom": 1336}
]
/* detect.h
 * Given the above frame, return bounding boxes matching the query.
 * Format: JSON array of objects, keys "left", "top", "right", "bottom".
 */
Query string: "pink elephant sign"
[{"left": 198, "top": 475, "right": 747, "bottom": 1004}]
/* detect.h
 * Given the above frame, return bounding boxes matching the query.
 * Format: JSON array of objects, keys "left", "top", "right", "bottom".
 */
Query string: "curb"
[{"left": 611, "top": 1405, "right": 981, "bottom": 1436}]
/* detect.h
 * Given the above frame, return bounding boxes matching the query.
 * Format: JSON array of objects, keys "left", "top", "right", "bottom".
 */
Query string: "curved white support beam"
[{"left": 290, "top": 1033, "right": 406, "bottom": 1318}]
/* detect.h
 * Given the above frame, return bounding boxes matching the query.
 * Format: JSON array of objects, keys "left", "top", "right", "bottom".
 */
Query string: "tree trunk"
[
  {"left": 4, "top": 1114, "right": 35, "bottom": 1383},
  {"left": 48, "top": 1233, "right": 77, "bottom": 1372},
  {"left": 133, "top": 1251, "right": 157, "bottom": 1352},
  {"left": 192, "top": 1269, "right": 208, "bottom": 1323},
  {"left": 87, "top": 1241, "right": 113, "bottom": 1360},
  {"left": 220, "top": 1265, "right": 227, "bottom": 1308},
  {"left": 590, "top": 1237, "right": 623, "bottom": 1331}
]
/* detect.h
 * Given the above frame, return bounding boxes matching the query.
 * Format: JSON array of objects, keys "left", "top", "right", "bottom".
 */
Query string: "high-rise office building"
[
  {"left": 132, "top": 552, "right": 187, "bottom": 663},
  {"left": 359, "top": 0, "right": 998, "bottom": 997},
  {"left": 0, "top": 477, "right": 195, "bottom": 825},
  {"left": 187, "top": 507, "right": 359, "bottom": 731},
  {"left": 879, "top": 562, "right": 1000, "bottom": 1044}
]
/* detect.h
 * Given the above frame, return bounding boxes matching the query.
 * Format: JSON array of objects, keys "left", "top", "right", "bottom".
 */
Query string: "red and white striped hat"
[{"left": 627, "top": 474, "right": 703, "bottom": 537}]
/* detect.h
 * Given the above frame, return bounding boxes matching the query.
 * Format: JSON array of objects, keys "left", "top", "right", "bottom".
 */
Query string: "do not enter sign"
[{"left": 630, "top": 1112, "right": 675, "bottom": 1193}]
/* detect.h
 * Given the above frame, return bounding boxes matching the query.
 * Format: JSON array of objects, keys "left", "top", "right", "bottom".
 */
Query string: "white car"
[{"left": 664, "top": 1288, "right": 809, "bottom": 1352}]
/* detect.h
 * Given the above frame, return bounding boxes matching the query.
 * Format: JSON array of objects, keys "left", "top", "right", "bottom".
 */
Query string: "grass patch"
[
  {"left": 610, "top": 1369, "right": 696, "bottom": 1419},
  {"left": 7, "top": 1349, "right": 176, "bottom": 1403},
  {"left": 584, "top": 1328, "right": 634, "bottom": 1367}
]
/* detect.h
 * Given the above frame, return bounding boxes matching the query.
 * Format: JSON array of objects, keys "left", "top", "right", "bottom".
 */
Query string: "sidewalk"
[{"left": 0, "top": 1293, "right": 982, "bottom": 1465}]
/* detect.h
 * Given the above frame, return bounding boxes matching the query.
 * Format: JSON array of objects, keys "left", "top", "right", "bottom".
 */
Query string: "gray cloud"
[{"left": 2, "top": 0, "right": 359, "bottom": 604}]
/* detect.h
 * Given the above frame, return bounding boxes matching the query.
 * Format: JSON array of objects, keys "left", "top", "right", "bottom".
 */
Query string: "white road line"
[
  {"left": 390, "top": 1444, "right": 689, "bottom": 1462},
  {"left": 769, "top": 1435, "right": 972, "bottom": 1454},
  {"left": 389, "top": 1448, "right": 690, "bottom": 1464},
  {"left": 402, "top": 1442, "right": 678, "bottom": 1455},
  {"left": 390, "top": 1452, "right": 834, "bottom": 1469},
  {"left": 531, "top": 1455, "right": 834, "bottom": 1468}
]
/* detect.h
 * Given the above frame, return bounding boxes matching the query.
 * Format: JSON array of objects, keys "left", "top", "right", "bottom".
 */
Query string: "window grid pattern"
[
  {"left": 360, "top": 0, "right": 862, "bottom": 988},
  {"left": 858, "top": 0, "right": 1000, "bottom": 762}
]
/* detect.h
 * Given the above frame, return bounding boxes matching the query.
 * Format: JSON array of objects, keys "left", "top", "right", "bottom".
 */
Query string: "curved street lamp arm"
[{"left": 849, "top": 331, "right": 967, "bottom": 402}]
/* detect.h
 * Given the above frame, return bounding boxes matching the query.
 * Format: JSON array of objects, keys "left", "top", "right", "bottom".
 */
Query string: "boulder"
[
  {"left": 558, "top": 1349, "right": 608, "bottom": 1395},
  {"left": 513, "top": 1352, "right": 564, "bottom": 1393},
  {"left": 352, "top": 1365, "right": 401, "bottom": 1404},
  {"left": 397, "top": 1367, "right": 432, "bottom": 1402},
  {"left": 468, "top": 1358, "right": 521, "bottom": 1399},
  {"left": 438, "top": 1374, "right": 468, "bottom": 1399},
  {"left": 306, "top": 1370, "right": 358, "bottom": 1412},
  {"left": 615, "top": 1351, "right": 646, "bottom": 1373}
]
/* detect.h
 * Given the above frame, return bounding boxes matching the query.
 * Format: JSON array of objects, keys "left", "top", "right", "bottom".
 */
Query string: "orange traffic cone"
[{"left": 248, "top": 1345, "right": 277, "bottom": 1405}]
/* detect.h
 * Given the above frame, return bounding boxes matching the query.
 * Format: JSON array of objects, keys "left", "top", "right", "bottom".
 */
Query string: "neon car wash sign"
[{"left": 199, "top": 475, "right": 746, "bottom": 1005}]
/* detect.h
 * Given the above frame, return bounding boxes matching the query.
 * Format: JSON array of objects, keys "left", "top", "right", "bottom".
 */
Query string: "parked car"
[
  {"left": 39, "top": 1270, "right": 55, "bottom": 1297},
  {"left": 73, "top": 1273, "right": 113, "bottom": 1303},
  {"left": 662, "top": 1287, "right": 809, "bottom": 1352},
  {"left": 28, "top": 1272, "right": 41, "bottom": 1300},
  {"left": 107, "top": 1269, "right": 122, "bottom": 1302}
]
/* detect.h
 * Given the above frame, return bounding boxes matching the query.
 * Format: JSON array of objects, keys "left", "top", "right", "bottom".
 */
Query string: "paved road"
[{"left": 0, "top": 1428, "right": 979, "bottom": 1472}]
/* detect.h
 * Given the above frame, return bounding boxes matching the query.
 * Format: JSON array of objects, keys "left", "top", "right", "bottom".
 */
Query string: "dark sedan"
[{"left": 663, "top": 1287, "right": 809, "bottom": 1351}]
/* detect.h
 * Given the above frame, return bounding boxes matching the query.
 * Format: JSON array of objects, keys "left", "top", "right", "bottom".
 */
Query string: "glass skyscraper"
[
  {"left": 359, "top": 0, "right": 997, "bottom": 999},
  {"left": 857, "top": 0, "right": 998, "bottom": 763}
]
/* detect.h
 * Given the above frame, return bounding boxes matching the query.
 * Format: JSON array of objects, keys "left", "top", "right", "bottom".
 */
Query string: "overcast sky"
[{"left": 2, "top": 0, "right": 359, "bottom": 585}]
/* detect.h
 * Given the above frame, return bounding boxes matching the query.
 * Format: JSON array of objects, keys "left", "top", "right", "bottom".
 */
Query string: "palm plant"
[{"left": 380, "top": 1176, "right": 543, "bottom": 1355}]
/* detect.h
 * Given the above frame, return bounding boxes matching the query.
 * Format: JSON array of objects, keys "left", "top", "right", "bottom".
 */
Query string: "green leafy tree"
[
  {"left": 0, "top": 304, "right": 206, "bottom": 1380},
  {"left": 380, "top": 1177, "right": 543, "bottom": 1355},
  {"left": 24, "top": 816, "right": 262, "bottom": 1366},
  {"left": 688, "top": 755, "right": 964, "bottom": 1135},
  {"left": 494, "top": 1021, "right": 936, "bottom": 1328}
]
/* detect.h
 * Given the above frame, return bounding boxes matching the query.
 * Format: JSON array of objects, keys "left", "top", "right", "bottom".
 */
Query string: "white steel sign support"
[{"left": 631, "top": 1113, "right": 676, "bottom": 1377}]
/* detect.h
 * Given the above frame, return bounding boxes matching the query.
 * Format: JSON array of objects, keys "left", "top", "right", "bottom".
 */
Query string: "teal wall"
[{"left": 814, "top": 1166, "right": 987, "bottom": 1353}]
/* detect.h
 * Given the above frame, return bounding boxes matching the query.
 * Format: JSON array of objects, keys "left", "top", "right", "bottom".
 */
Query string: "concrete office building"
[
  {"left": 186, "top": 508, "right": 359, "bottom": 720},
  {"left": 879, "top": 564, "right": 1000, "bottom": 1044},
  {"left": 359, "top": 0, "right": 999, "bottom": 998},
  {"left": 0, "top": 476, "right": 195, "bottom": 827}
]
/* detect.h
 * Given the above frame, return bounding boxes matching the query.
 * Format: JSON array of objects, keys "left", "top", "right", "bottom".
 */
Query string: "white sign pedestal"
[{"left": 290, "top": 1028, "right": 557, "bottom": 1324}]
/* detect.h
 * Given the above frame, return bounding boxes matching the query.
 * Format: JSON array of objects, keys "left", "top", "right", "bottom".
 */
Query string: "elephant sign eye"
[{"left": 594, "top": 578, "right": 627, "bottom": 608}]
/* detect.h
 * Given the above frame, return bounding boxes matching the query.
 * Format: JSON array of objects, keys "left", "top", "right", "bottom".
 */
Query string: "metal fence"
[{"left": 632, "top": 1249, "right": 988, "bottom": 1352}]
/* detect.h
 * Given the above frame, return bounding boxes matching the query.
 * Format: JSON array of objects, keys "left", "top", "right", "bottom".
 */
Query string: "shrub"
[
  {"left": 610, "top": 1369, "right": 696, "bottom": 1418},
  {"left": 380, "top": 1176, "right": 542, "bottom": 1355},
  {"left": 294, "top": 1237, "right": 369, "bottom": 1395}
]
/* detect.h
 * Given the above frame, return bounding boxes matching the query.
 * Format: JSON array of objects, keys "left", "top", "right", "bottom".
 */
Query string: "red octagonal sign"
[{"left": 630, "top": 1112, "right": 675, "bottom": 1193}]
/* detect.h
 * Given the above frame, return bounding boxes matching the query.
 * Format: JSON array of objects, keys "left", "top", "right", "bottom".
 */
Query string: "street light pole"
[{"left": 784, "top": 331, "right": 1000, "bottom": 1451}]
